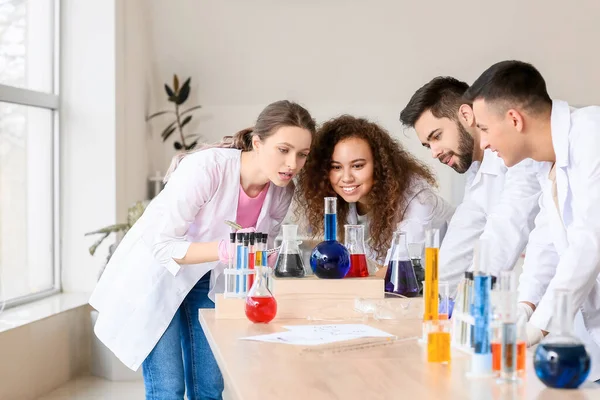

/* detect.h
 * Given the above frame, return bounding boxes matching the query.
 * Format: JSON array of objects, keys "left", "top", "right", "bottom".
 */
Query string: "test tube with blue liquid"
[
  {"left": 468, "top": 239, "right": 493, "bottom": 377},
  {"left": 235, "top": 232, "right": 244, "bottom": 295}
]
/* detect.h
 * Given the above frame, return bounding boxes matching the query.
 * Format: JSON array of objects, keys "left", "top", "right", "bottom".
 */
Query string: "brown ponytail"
[{"left": 164, "top": 100, "right": 315, "bottom": 183}]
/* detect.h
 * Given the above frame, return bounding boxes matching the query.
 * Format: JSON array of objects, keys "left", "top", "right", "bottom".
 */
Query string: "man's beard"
[{"left": 448, "top": 122, "right": 474, "bottom": 174}]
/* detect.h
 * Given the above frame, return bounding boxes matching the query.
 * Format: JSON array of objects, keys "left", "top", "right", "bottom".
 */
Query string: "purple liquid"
[{"left": 385, "top": 260, "right": 419, "bottom": 297}]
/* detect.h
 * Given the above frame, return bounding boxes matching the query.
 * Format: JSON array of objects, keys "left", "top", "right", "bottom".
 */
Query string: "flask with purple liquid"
[{"left": 384, "top": 230, "right": 419, "bottom": 297}]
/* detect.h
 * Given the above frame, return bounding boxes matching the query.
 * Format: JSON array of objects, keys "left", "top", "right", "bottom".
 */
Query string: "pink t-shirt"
[{"left": 236, "top": 183, "right": 269, "bottom": 229}]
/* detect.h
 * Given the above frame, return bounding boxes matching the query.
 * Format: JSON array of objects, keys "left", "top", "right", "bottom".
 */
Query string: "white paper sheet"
[{"left": 239, "top": 324, "right": 394, "bottom": 346}]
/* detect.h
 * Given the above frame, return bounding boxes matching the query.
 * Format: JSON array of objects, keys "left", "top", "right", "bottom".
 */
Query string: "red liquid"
[
  {"left": 346, "top": 254, "right": 369, "bottom": 278},
  {"left": 248, "top": 252, "right": 255, "bottom": 289},
  {"left": 492, "top": 342, "right": 501, "bottom": 372},
  {"left": 245, "top": 296, "right": 277, "bottom": 323}
]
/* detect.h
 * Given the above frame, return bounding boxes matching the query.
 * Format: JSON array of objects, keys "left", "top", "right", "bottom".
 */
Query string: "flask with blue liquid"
[
  {"left": 310, "top": 197, "right": 350, "bottom": 279},
  {"left": 533, "top": 289, "right": 591, "bottom": 389}
]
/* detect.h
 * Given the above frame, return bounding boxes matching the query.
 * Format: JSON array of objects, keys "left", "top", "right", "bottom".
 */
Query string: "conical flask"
[
  {"left": 344, "top": 224, "right": 369, "bottom": 278},
  {"left": 384, "top": 231, "right": 419, "bottom": 297},
  {"left": 274, "top": 225, "right": 305, "bottom": 278},
  {"left": 245, "top": 265, "right": 277, "bottom": 323},
  {"left": 533, "top": 289, "right": 591, "bottom": 388}
]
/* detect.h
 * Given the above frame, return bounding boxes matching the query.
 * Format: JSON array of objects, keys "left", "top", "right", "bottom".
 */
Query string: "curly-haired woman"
[{"left": 296, "top": 115, "right": 454, "bottom": 275}]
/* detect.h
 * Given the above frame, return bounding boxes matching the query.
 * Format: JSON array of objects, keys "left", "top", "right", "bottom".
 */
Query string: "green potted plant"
[{"left": 147, "top": 74, "right": 203, "bottom": 151}]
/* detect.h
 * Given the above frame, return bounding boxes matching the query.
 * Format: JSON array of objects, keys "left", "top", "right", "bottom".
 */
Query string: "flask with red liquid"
[
  {"left": 344, "top": 224, "right": 369, "bottom": 278},
  {"left": 245, "top": 265, "right": 277, "bottom": 323}
]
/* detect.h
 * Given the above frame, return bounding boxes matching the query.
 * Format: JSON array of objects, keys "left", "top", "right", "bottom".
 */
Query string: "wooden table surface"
[{"left": 199, "top": 310, "right": 600, "bottom": 400}]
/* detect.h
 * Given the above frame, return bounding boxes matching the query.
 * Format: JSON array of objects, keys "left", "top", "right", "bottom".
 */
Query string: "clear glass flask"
[
  {"left": 533, "top": 289, "right": 591, "bottom": 388},
  {"left": 344, "top": 224, "right": 369, "bottom": 278},
  {"left": 310, "top": 197, "right": 350, "bottom": 279},
  {"left": 274, "top": 224, "right": 305, "bottom": 278},
  {"left": 245, "top": 265, "right": 278, "bottom": 323},
  {"left": 384, "top": 230, "right": 419, "bottom": 297}
]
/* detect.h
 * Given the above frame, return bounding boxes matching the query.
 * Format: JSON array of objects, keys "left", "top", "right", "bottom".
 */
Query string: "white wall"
[
  {"left": 61, "top": 0, "right": 151, "bottom": 292},
  {"left": 65, "top": 0, "right": 600, "bottom": 291},
  {"left": 145, "top": 0, "right": 600, "bottom": 204}
]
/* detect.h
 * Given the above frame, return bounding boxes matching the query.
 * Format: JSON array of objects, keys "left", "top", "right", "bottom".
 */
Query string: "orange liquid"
[
  {"left": 517, "top": 341, "right": 526, "bottom": 371},
  {"left": 347, "top": 254, "right": 369, "bottom": 278},
  {"left": 492, "top": 342, "right": 501, "bottom": 371},
  {"left": 245, "top": 296, "right": 277, "bottom": 323},
  {"left": 427, "top": 331, "right": 451, "bottom": 363},
  {"left": 439, "top": 313, "right": 449, "bottom": 320}
]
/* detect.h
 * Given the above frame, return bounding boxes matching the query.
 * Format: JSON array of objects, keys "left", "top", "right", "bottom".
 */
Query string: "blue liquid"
[
  {"left": 534, "top": 343, "right": 591, "bottom": 389},
  {"left": 384, "top": 260, "right": 419, "bottom": 297},
  {"left": 473, "top": 275, "right": 491, "bottom": 354},
  {"left": 310, "top": 240, "right": 350, "bottom": 279},
  {"left": 324, "top": 213, "right": 336, "bottom": 241},
  {"left": 236, "top": 244, "right": 242, "bottom": 293}
]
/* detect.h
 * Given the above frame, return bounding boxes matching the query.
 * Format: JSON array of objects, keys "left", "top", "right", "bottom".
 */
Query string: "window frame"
[{"left": 0, "top": 0, "right": 61, "bottom": 308}]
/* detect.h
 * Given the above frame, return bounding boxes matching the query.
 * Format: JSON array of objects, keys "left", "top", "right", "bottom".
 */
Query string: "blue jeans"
[{"left": 142, "top": 272, "right": 224, "bottom": 400}]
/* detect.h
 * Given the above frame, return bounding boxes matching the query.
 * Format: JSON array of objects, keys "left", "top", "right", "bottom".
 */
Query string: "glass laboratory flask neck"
[
  {"left": 324, "top": 197, "right": 338, "bottom": 241},
  {"left": 344, "top": 224, "right": 366, "bottom": 254},
  {"left": 390, "top": 231, "right": 410, "bottom": 262}
]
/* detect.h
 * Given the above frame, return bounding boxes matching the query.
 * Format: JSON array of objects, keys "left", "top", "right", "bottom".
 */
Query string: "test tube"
[
  {"left": 242, "top": 235, "right": 250, "bottom": 294},
  {"left": 235, "top": 232, "right": 244, "bottom": 295},
  {"left": 424, "top": 229, "right": 440, "bottom": 322},
  {"left": 226, "top": 232, "right": 236, "bottom": 294},
  {"left": 248, "top": 233, "right": 256, "bottom": 290},
  {"left": 469, "top": 239, "right": 493, "bottom": 377},
  {"left": 499, "top": 271, "right": 519, "bottom": 382},
  {"left": 255, "top": 233, "right": 263, "bottom": 269},
  {"left": 516, "top": 315, "right": 527, "bottom": 374}
]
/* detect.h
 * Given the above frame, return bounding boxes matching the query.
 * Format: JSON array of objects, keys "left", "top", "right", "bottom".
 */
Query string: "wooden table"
[{"left": 199, "top": 310, "right": 600, "bottom": 400}]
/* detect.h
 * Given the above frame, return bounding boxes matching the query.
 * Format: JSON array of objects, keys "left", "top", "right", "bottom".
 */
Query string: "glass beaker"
[
  {"left": 274, "top": 224, "right": 305, "bottom": 278},
  {"left": 344, "top": 224, "right": 369, "bottom": 278},
  {"left": 384, "top": 230, "right": 419, "bottom": 297},
  {"left": 245, "top": 265, "right": 278, "bottom": 323},
  {"left": 408, "top": 242, "right": 425, "bottom": 293},
  {"left": 533, "top": 289, "right": 591, "bottom": 388},
  {"left": 310, "top": 197, "right": 350, "bottom": 279}
]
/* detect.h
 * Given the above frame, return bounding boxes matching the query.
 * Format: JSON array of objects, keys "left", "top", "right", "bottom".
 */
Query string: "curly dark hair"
[{"left": 295, "top": 115, "right": 437, "bottom": 261}]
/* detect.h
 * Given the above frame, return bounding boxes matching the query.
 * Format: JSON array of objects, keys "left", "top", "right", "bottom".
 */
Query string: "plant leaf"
[
  {"left": 173, "top": 74, "right": 180, "bottom": 93},
  {"left": 164, "top": 84, "right": 174, "bottom": 97},
  {"left": 177, "top": 83, "right": 190, "bottom": 105},
  {"left": 162, "top": 126, "right": 177, "bottom": 141},
  {"left": 173, "top": 141, "right": 183, "bottom": 150},
  {"left": 161, "top": 121, "right": 177, "bottom": 138},
  {"left": 85, "top": 223, "right": 130, "bottom": 236},
  {"left": 146, "top": 110, "right": 173, "bottom": 121},
  {"left": 88, "top": 232, "right": 111, "bottom": 256},
  {"left": 180, "top": 105, "right": 202, "bottom": 116},
  {"left": 186, "top": 141, "right": 198, "bottom": 150},
  {"left": 180, "top": 115, "right": 192, "bottom": 129}
]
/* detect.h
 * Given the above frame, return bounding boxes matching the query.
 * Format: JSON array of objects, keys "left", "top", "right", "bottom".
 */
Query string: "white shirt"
[
  {"left": 347, "top": 179, "right": 455, "bottom": 265},
  {"left": 519, "top": 100, "right": 600, "bottom": 381},
  {"left": 89, "top": 148, "right": 292, "bottom": 371},
  {"left": 439, "top": 149, "right": 543, "bottom": 294}
]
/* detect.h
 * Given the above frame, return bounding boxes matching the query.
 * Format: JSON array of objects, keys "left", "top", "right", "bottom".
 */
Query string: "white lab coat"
[
  {"left": 518, "top": 100, "right": 600, "bottom": 381},
  {"left": 439, "top": 149, "right": 543, "bottom": 293},
  {"left": 347, "top": 179, "right": 455, "bottom": 265},
  {"left": 88, "top": 148, "right": 293, "bottom": 371}
]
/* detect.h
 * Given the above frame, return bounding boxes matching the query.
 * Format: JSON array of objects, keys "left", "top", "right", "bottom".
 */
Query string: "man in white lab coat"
[
  {"left": 464, "top": 60, "right": 600, "bottom": 381},
  {"left": 400, "top": 77, "right": 543, "bottom": 295}
]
